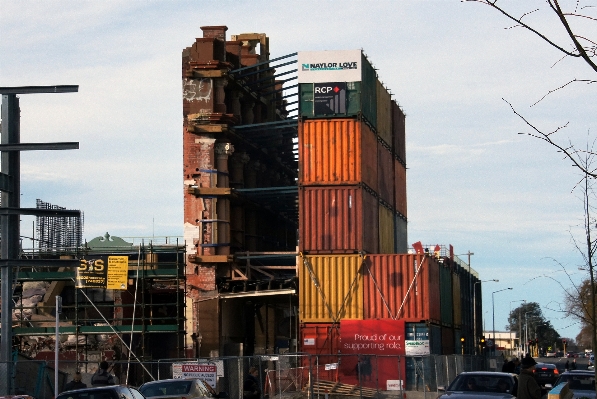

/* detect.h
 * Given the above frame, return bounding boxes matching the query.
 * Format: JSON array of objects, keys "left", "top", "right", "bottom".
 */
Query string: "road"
[{"left": 537, "top": 356, "right": 591, "bottom": 372}]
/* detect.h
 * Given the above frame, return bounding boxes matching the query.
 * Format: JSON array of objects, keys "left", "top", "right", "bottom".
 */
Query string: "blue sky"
[{"left": 2, "top": 1, "right": 596, "bottom": 340}]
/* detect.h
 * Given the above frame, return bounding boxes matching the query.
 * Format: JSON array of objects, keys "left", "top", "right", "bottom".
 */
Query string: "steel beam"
[
  {"left": 0, "top": 142, "right": 79, "bottom": 151},
  {"left": 0, "top": 85, "right": 78, "bottom": 95},
  {"left": 0, "top": 208, "right": 81, "bottom": 217}
]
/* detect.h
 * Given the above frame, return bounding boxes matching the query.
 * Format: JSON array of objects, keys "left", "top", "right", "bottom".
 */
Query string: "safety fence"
[{"left": 0, "top": 354, "right": 507, "bottom": 399}]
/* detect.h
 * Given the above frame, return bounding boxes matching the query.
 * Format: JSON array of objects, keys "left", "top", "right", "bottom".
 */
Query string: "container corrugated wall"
[
  {"left": 299, "top": 185, "right": 379, "bottom": 254},
  {"left": 452, "top": 273, "right": 462, "bottom": 328},
  {"left": 394, "top": 160, "right": 407, "bottom": 218},
  {"left": 439, "top": 264, "right": 453, "bottom": 326},
  {"left": 394, "top": 214, "right": 407, "bottom": 253},
  {"left": 363, "top": 254, "right": 441, "bottom": 323},
  {"left": 376, "top": 80, "right": 392, "bottom": 146},
  {"left": 378, "top": 141, "right": 394, "bottom": 205},
  {"left": 298, "top": 119, "right": 378, "bottom": 191},
  {"left": 392, "top": 101, "right": 406, "bottom": 164},
  {"left": 455, "top": 328, "right": 462, "bottom": 354},
  {"left": 299, "top": 255, "right": 364, "bottom": 322},
  {"left": 378, "top": 204, "right": 394, "bottom": 254},
  {"left": 361, "top": 53, "right": 377, "bottom": 129}
]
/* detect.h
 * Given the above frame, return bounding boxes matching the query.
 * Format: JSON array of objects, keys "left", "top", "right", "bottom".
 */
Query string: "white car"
[{"left": 546, "top": 352, "right": 557, "bottom": 357}]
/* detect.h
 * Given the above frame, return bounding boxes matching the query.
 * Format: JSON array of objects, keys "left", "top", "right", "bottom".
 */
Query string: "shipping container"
[
  {"left": 394, "top": 160, "right": 407, "bottom": 218},
  {"left": 441, "top": 326, "right": 455, "bottom": 355},
  {"left": 439, "top": 263, "right": 453, "bottom": 327},
  {"left": 299, "top": 255, "right": 364, "bottom": 322},
  {"left": 377, "top": 141, "right": 394, "bottom": 206},
  {"left": 394, "top": 214, "right": 407, "bottom": 253},
  {"left": 405, "top": 322, "right": 430, "bottom": 356},
  {"left": 452, "top": 271, "right": 462, "bottom": 328},
  {"left": 430, "top": 324, "right": 442, "bottom": 355},
  {"left": 297, "top": 50, "right": 377, "bottom": 129},
  {"left": 404, "top": 322, "right": 443, "bottom": 357},
  {"left": 376, "top": 80, "right": 392, "bottom": 146},
  {"left": 392, "top": 101, "right": 406, "bottom": 164},
  {"left": 298, "top": 118, "right": 378, "bottom": 192},
  {"left": 460, "top": 271, "right": 472, "bottom": 334},
  {"left": 378, "top": 204, "right": 394, "bottom": 254},
  {"left": 299, "top": 185, "right": 379, "bottom": 254},
  {"left": 362, "top": 254, "right": 441, "bottom": 323},
  {"left": 299, "top": 323, "right": 341, "bottom": 381}
]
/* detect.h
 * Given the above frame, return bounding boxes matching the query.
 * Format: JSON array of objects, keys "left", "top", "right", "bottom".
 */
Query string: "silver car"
[
  {"left": 139, "top": 379, "right": 223, "bottom": 399},
  {"left": 438, "top": 372, "right": 518, "bottom": 399},
  {"left": 552, "top": 371, "right": 595, "bottom": 399}
]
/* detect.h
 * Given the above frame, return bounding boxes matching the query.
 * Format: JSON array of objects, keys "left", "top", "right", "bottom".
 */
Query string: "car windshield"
[
  {"left": 555, "top": 375, "right": 595, "bottom": 391},
  {"left": 449, "top": 375, "right": 513, "bottom": 393},
  {"left": 141, "top": 381, "right": 193, "bottom": 397}
]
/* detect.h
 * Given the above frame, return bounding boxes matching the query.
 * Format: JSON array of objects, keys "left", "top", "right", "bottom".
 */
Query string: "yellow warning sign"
[{"left": 106, "top": 256, "right": 129, "bottom": 290}]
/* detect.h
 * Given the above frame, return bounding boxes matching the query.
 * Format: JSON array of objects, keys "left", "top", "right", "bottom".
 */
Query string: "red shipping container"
[
  {"left": 362, "top": 254, "right": 441, "bottom": 323},
  {"left": 299, "top": 185, "right": 379, "bottom": 254},
  {"left": 298, "top": 119, "right": 378, "bottom": 192},
  {"left": 299, "top": 323, "right": 342, "bottom": 381},
  {"left": 394, "top": 160, "right": 407, "bottom": 218},
  {"left": 377, "top": 141, "right": 394, "bottom": 206}
]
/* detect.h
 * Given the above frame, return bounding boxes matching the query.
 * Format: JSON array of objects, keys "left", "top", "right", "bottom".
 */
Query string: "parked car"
[
  {"left": 533, "top": 363, "right": 559, "bottom": 386},
  {"left": 567, "top": 352, "right": 580, "bottom": 358},
  {"left": 139, "top": 378, "right": 225, "bottom": 399},
  {"left": 553, "top": 370, "right": 595, "bottom": 399},
  {"left": 57, "top": 385, "right": 145, "bottom": 399},
  {"left": 437, "top": 371, "right": 518, "bottom": 398},
  {"left": 545, "top": 352, "right": 557, "bottom": 357}
]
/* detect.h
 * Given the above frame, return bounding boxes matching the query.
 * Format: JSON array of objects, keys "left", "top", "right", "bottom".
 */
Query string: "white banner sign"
[
  {"left": 298, "top": 50, "right": 362, "bottom": 83},
  {"left": 387, "top": 380, "right": 404, "bottom": 390},
  {"left": 405, "top": 340, "right": 430, "bottom": 356},
  {"left": 172, "top": 363, "right": 217, "bottom": 388}
]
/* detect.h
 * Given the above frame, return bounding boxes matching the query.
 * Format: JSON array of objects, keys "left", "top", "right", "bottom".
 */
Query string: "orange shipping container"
[
  {"left": 362, "top": 254, "right": 441, "bottom": 323},
  {"left": 299, "top": 185, "right": 379, "bottom": 254},
  {"left": 299, "top": 255, "right": 364, "bottom": 323},
  {"left": 377, "top": 141, "right": 394, "bottom": 206},
  {"left": 394, "top": 160, "right": 407, "bottom": 218},
  {"left": 376, "top": 80, "right": 392, "bottom": 146},
  {"left": 298, "top": 119, "right": 378, "bottom": 192}
]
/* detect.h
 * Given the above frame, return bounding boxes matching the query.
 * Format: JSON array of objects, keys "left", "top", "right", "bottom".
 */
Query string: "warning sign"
[{"left": 173, "top": 363, "right": 217, "bottom": 388}]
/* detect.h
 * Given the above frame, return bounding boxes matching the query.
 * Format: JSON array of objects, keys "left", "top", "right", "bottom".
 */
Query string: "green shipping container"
[
  {"left": 298, "top": 53, "right": 378, "bottom": 129},
  {"left": 439, "top": 264, "right": 453, "bottom": 327}
]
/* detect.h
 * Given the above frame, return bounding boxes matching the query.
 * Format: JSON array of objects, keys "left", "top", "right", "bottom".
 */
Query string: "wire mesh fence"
[{"left": 0, "top": 354, "right": 506, "bottom": 398}]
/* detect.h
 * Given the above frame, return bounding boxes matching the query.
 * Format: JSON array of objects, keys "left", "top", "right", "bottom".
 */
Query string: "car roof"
[
  {"left": 142, "top": 378, "right": 198, "bottom": 384},
  {"left": 458, "top": 372, "right": 516, "bottom": 377},
  {"left": 561, "top": 370, "right": 594, "bottom": 375},
  {"left": 536, "top": 363, "right": 557, "bottom": 368}
]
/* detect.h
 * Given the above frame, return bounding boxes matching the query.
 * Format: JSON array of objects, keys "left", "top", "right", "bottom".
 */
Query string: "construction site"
[{"left": 0, "top": 26, "right": 483, "bottom": 398}]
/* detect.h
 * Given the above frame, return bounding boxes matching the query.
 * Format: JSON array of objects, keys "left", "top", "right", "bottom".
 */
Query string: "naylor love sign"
[
  {"left": 339, "top": 320, "right": 406, "bottom": 389},
  {"left": 341, "top": 319, "right": 405, "bottom": 355}
]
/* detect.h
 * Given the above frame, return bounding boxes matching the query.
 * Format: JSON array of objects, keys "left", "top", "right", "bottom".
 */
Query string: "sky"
[{"left": 2, "top": 0, "right": 596, "bottom": 342}]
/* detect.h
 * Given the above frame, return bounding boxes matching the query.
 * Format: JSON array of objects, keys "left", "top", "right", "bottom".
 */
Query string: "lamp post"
[
  {"left": 474, "top": 279, "right": 498, "bottom": 354},
  {"left": 492, "top": 287, "right": 513, "bottom": 355},
  {"left": 509, "top": 300, "right": 525, "bottom": 356}
]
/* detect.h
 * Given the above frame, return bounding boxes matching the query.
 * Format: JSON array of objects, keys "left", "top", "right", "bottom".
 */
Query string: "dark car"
[
  {"left": 553, "top": 370, "right": 595, "bottom": 399},
  {"left": 57, "top": 385, "right": 146, "bottom": 399},
  {"left": 533, "top": 363, "right": 559, "bottom": 386},
  {"left": 438, "top": 371, "right": 518, "bottom": 399}
]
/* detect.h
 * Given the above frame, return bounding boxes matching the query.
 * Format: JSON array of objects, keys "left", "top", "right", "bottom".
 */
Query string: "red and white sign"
[
  {"left": 173, "top": 363, "right": 217, "bottom": 387},
  {"left": 341, "top": 319, "right": 405, "bottom": 355}
]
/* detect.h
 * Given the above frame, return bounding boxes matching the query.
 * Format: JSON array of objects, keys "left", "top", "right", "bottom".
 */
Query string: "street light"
[
  {"left": 493, "top": 287, "right": 513, "bottom": 355},
  {"left": 474, "top": 279, "right": 498, "bottom": 354},
  {"left": 534, "top": 324, "right": 546, "bottom": 357},
  {"left": 509, "top": 300, "right": 525, "bottom": 356}
]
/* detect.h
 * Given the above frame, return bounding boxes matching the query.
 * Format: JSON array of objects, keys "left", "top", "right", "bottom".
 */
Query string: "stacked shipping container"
[{"left": 296, "top": 50, "right": 477, "bottom": 389}]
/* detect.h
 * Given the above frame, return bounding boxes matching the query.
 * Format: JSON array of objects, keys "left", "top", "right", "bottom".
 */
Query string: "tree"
[
  {"left": 508, "top": 302, "right": 559, "bottom": 354},
  {"left": 467, "top": 0, "right": 597, "bottom": 177}
]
